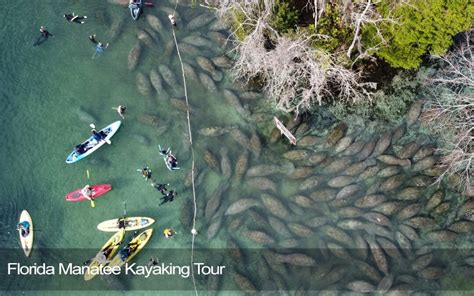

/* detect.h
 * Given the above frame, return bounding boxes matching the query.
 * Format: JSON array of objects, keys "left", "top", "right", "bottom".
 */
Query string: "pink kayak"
[{"left": 65, "top": 184, "right": 112, "bottom": 201}]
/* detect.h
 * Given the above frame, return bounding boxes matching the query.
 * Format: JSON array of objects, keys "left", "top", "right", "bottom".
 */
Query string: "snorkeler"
[
  {"left": 89, "top": 34, "right": 109, "bottom": 59},
  {"left": 33, "top": 26, "right": 54, "bottom": 46},
  {"left": 159, "top": 190, "right": 177, "bottom": 206}
]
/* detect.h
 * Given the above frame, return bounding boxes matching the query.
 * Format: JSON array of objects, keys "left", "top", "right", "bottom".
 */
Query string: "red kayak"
[{"left": 65, "top": 184, "right": 112, "bottom": 201}]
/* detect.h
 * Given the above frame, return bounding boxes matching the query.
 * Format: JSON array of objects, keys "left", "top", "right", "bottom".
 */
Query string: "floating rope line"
[{"left": 170, "top": 3, "right": 198, "bottom": 295}]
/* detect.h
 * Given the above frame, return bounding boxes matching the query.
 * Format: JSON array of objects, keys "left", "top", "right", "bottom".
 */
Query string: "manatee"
[
  {"left": 76, "top": 106, "right": 97, "bottom": 123},
  {"left": 334, "top": 136, "right": 353, "bottom": 153},
  {"left": 132, "top": 134, "right": 150, "bottom": 145},
  {"left": 288, "top": 223, "right": 313, "bottom": 237},
  {"left": 373, "top": 201, "right": 404, "bottom": 215},
  {"left": 204, "top": 184, "right": 229, "bottom": 220},
  {"left": 363, "top": 212, "right": 392, "bottom": 228},
  {"left": 403, "top": 217, "right": 437, "bottom": 230},
  {"left": 158, "top": 65, "right": 181, "bottom": 94},
  {"left": 137, "top": 30, "right": 154, "bottom": 48},
  {"left": 199, "top": 72, "right": 217, "bottom": 92},
  {"left": 223, "top": 89, "right": 247, "bottom": 117},
  {"left": 396, "top": 140, "right": 423, "bottom": 159},
  {"left": 169, "top": 98, "right": 188, "bottom": 113},
  {"left": 458, "top": 201, "right": 474, "bottom": 221},
  {"left": 321, "top": 225, "right": 354, "bottom": 247},
  {"left": 336, "top": 219, "right": 365, "bottom": 230},
  {"left": 268, "top": 216, "right": 292, "bottom": 237},
  {"left": 307, "top": 153, "right": 327, "bottom": 165},
  {"left": 149, "top": 69, "right": 168, "bottom": 97},
  {"left": 212, "top": 56, "right": 233, "bottom": 69},
  {"left": 365, "top": 236, "right": 389, "bottom": 275},
  {"left": 358, "top": 165, "right": 382, "bottom": 180},
  {"left": 310, "top": 189, "right": 337, "bottom": 202},
  {"left": 298, "top": 135, "right": 324, "bottom": 147},
  {"left": 305, "top": 216, "right": 330, "bottom": 228},
  {"left": 346, "top": 281, "right": 376, "bottom": 293},
  {"left": 300, "top": 175, "right": 322, "bottom": 191},
  {"left": 326, "top": 123, "right": 347, "bottom": 146},
  {"left": 377, "top": 166, "right": 401, "bottom": 177},
  {"left": 372, "top": 132, "right": 392, "bottom": 157},
  {"left": 396, "top": 203, "right": 422, "bottom": 221},
  {"left": 343, "top": 140, "right": 365, "bottom": 156},
  {"left": 246, "top": 177, "right": 277, "bottom": 193},
  {"left": 108, "top": 16, "right": 125, "bottom": 42},
  {"left": 234, "top": 150, "right": 249, "bottom": 181},
  {"left": 230, "top": 129, "right": 251, "bottom": 150},
  {"left": 163, "top": 40, "right": 175, "bottom": 58},
  {"left": 233, "top": 272, "right": 257, "bottom": 293},
  {"left": 196, "top": 56, "right": 222, "bottom": 81},
  {"left": 409, "top": 175, "right": 434, "bottom": 187},
  {"left": 136, "top": 72, "right": 152, "bottom": 96},
  {"left": 187, "top": 13, "right": 215, "bottom": 30},
  {"left": 407, "top": 100, "right": 423, "bottom": 126},
  {"left": 322, "top": 265, "right": 349, "bottom": 286},
  {"left": 283, "top": 149, "right": 310, "bottom": 161},
  {"left": 328, "top": 176, "right": 356, "bottom": 188},
  {"left": 397, "top": 187, "right": 422, "bottom": 201},
  {"left": 288, "top": 167, "right": 313, "bottom": 179},
  {"left": 325, "top": 157, "right": 353, "bottom": 174},
  {"left": 146, "top": 14, "right": 163, "bottom": 33},
  {"left": 391, "top": 124, "right": 406, "bottom": 144},
  {"left": 179, "top": 43, "right": 202, "bottom": 56},
  {"left": 365, "top": 223, "right": 394, "bottom": 240},
  {"left": 182, "top": 35, "right": 213, "bottom": 48},
  {"left": 128, "top": 43, "right": 142, "bottom": 71},
  {"left": 203, "top": 149, "right": 219, "bottom": 171},
  {"left": 294, "top": 122, "right": 310, "bottom": 137},
  {"left": 249, "top": 130, "right": 262, "bottom": 157},
  {"left": 343, "top": 158, "right": 376, "bottom": 176},
  {"left": 426, "top": 192, "right": 444, "bottom": 213},
  {"left": 448, "top": 220, "right": 474, "bottom": 233},
  {"left": 376, "top": 155, "right": 411, "bottom": 167},
  {"left": 356, "top": 139, "right": 377, "bottom": 161},
  {"left": 376, "top": 237, "right": 402, "bottom": 259},
  {"left": 245, "top": 230, "right": 275, "bottom": 245},
  {"left": 206, "top": 214, "right": 223, "bottom": 239},
  {"left": 338, "top": 206, "right": 364, "bottom": 218},
  {"left": 379, "top": 174, "right": 405, "bottom": 192},
  {"left": 354, "top": 260, "right": 383, "bottom": 282},
  {"left": 219, "top": 147, "right": 232, "bottom": 179},
  {"left": 208, "top": 19, "right": 229, "bottom": 31},
  {"left": 274, "top": 253, "right": 316, "bottom": 267},
  {"left": 261, "top": 194, "right": 288, "bottom": 218},
  {"left": 208, "top": 31, "right": 228, "bottom": 47},
  {"left": 355, "top": 194, "right": 386, "bottom": 208},
  {"left": 417, "top": 266, "right": 444, "bottom": 280},
  {"left": 413, "top": 156, "right": 436, "bottom": 172},
  {"left": 432, "top": 202, "right": 451, "bottom": 215},
  {"left": 246, "top": 164, "right": 290, "bottom": 177},
  {"left": 292, "top": 195, "right": 316, "bottom": 209},
  {"left": 398, "top": 224, "right": 420, "bottom": 241},
  {"left": 225, "top": 199, "right": 259, "bottom": 216},
  {"left": 182, "top": 62, "right": 199, "bottom": 82},
  {"left": 137, "top": 113, "right": 160, "bottom": 127},
  {"left": 277, "top": 239, "right": 299, "bottom": 248}
]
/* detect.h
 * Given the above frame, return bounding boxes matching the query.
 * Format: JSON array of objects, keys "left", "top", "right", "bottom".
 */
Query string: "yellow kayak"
[
  {"left": 97, "top": 217, "right": 155, "bottom": 232},
  {"left": 84, "top": 229, "right": 125, "bottom": 281},
  {"left": 108, "top": 229, "right": 153, "bottom": 268},
  {"left": 18, "top": 210, "right": 33, "bottom": 257}
]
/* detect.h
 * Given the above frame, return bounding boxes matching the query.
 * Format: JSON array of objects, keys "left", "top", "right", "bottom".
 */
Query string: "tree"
[
  {"left": 374, "top": 0, "right": 474, "bottom": 69},
  {"left": 422, "top": 29, "right": 473, "bottom": 193}
]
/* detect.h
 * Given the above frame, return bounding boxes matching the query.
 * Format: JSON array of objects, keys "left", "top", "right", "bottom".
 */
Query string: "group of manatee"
[{"left": 102, "top": 1, "right": 473, "bottom": 293}]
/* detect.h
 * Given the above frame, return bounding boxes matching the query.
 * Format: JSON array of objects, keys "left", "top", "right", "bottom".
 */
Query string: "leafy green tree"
[{"left": 374, "top": 0, "right": 474, "bottom": 69}]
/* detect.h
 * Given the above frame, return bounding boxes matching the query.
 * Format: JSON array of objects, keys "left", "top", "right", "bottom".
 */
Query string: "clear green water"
[{"left": 1, "top": 1, "right": 473, "bottom": 295}]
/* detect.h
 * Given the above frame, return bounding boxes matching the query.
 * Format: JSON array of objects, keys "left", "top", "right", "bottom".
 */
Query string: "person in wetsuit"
[
  {"left": 151, "top": 182, "right": 169, "bottom": 195},
  {"left": 159, "top": 190, "right": 177, "bottom": 206},
  {"left": 33, "top": 26, "right": 54, "bottom": 46},
  {"left": 64, "top": 13, "right": 87, "bottom": 24}
]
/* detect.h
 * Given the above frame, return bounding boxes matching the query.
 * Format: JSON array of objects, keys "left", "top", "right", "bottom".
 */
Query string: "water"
[{"left": 1, "top": 1, "right": 473, "bottom": 294}]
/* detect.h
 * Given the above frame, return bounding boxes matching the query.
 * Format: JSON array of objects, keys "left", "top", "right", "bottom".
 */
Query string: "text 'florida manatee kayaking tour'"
[{"left": 7, "top": 262, "right": 226, "bottom": 278}]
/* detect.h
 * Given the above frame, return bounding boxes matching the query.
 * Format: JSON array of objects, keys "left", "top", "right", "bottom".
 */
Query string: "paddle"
[
  {"left": 86, "top": 170, "right": 96, "bottom": 208},
  {"left": 89, "top": 124, "right": 111, "bottom": 144}
]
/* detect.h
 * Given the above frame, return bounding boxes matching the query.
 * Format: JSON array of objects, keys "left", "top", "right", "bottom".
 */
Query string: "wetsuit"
[
  {"left": 34, "top": 29, "right": 53, "bottom": 46},
  {"left": 65, "top": 14, "right": 86, "bottom": 24},
  {"left": 159, "top": 191, "right": 176, "bottom": 205}
]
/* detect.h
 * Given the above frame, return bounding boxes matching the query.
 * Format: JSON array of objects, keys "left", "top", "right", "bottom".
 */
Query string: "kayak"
[
  {"left": 66, "top": 121, "right": 122, "bottom": 164},
  {"left": 18, "top": 210, "right": 33, "bottom": 257},
  {"left": 129, "top": 0, "right": 143, "bottom": 21},
  {"left": 97, "top": 217, "right": 155, "bottom": 232},
  {"left": 66, "top": 184, "right": 112, "bottom": 201},
  {"left": 162, "top": 154, "right": 180, "bottom": 171},
  {"left": 108, "top": 229, "right": 153, "bottom": 268},
  {"left": 84, "top": 229, "right": 125, "bottom": 281}
]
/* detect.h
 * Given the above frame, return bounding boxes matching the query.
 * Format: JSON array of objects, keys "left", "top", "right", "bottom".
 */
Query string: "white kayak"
[
  {"left": 66, "top": 121, "right": 122, "bottom": 164},
  {"left": 18, "top": 210, "right": 33, "bottom": 257},
  {"left": 97, "top": 217, "right": 155, "bottom": 232}
]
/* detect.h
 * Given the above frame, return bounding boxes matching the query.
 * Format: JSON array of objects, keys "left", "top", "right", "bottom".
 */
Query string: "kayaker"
[
  {"left": 81, "top": 185, "right": 94, "bottom": 200},
  {"left": 64, "top": 13, "right": 87, "bottom": 24},
  {"left": 167, "top": 152, "right": 179, "bottom": 169},
  {"left": 159, "top": 190, "right": 177, "bottom": 205},
  {"left": 17, "top": 221, "right": 30, "bottom": 238},
  {"left": 115, "top": 105, "right": 126, "bottom": 119},
  {"left": 163, "top": 228, "right": 174, "bottom": 238},
  {"left": 91, "top": 127, "right": 104, "bottom": 142},
  {"left": 139, "top": 166, "right": 152, "bottom": 181},
  {"left": 151, "top": 182, "right": 168, "bottom": 194},
  {"left": 74, "top": 143, "right": 86, "bottom": 155}
]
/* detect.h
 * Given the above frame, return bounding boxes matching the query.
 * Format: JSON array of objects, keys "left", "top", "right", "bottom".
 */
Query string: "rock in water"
[
  {"left": 149, "top": 69, "right": 168, "bottom": 98},
  {"left": 187, "top": 13, "right": 215, "bottom": 30},
  {"left": 199, "top": 72, "right": 217, "bottom": 92},
  {"left": 146, "top": 14, "right": 163, "bottom": 33},
  {"left": 225, "top": 199, "right": 259, "bottom": 216},
  {"left": 136, "top": 72, "right": 152, "bottom": 96},
  {"left": 128, "top": 43, "right": 142, "bottom": 71},
  {"left": 234, "top": 150, "right": 249, "bottom": 181},
  {"left": 220, "top": 147, "right": 232, "bottom": 179},
  {"left": 407, "top": 100, "right": 423, "bottom": 126}
]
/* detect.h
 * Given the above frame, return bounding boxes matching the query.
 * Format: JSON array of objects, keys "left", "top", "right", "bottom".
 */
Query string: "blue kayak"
[{"left": 66, "top": 121, "right": 122, "bottom": 164}]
